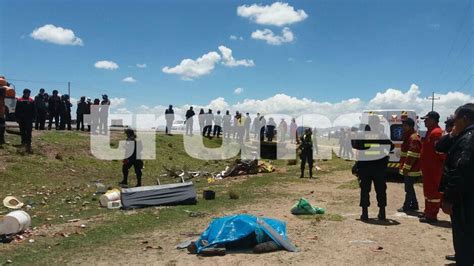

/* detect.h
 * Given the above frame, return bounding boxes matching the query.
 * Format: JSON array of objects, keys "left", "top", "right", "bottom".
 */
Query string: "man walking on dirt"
[
  {"left": 419, "top": 111, "right": 445, "bottom": 223},
  {"left": 119, "top": 129, "right": 144, "bottom": 187},
  {"left": 398, "top": 118, "right": 422, "bottom": 213},
  {"left": 351, "top": 115, "right": 394, "bottom": 221},
  {"left": 15, "top": 89, "right": 36, "bottom": 153},
  {"left": 436, "top": 103, "right": 474, "bottom": 265}
]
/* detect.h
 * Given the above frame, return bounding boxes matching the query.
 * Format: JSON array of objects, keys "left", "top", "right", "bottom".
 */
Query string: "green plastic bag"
[{"left": 291, "top": 198, "right": 325, "bottom": 215}]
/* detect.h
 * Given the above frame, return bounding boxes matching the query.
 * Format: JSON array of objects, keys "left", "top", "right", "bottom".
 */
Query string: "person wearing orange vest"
[
  {"left": 398, "top": 118, "right": 422, "bottom": 213},
  {"left": 419, "top": 111, "right": 445, "bottom": 223}
]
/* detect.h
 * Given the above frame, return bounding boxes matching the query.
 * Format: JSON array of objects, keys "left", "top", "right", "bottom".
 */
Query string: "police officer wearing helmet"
[{"left": 351, "top": 115, "right": 394, "bottom": 221}]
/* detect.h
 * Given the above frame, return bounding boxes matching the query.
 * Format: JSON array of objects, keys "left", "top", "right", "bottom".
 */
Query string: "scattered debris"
[
  {"left": 184, "top": 210, "right": 207, "bottom": 218},
  {"left": 99, "top": 189, "right": 121, "bottom": 207},
  {"left": 291, "top": 198, "right": 325, "bottom": 215},
  {"left": 0, "top": 210, "right": 31, "bottom": 235},
  {"left": 3, "top": 196, "right": 24, "bottom": 209},
  {"left": 203, "top": 190, "right": 215, "bottom": 200}
]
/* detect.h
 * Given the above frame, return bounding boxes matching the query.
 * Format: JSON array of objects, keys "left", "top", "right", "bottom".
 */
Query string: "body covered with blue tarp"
[{"left": 194, "top": 214, "right": 288, "bottom": 253}]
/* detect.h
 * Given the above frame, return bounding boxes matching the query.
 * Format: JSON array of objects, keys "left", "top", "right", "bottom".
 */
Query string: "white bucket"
[
  {"left": 99, "top": 190, "right": 121, "bottom": 207},
  {"left": 0, "top": 210, "right": 31, "bottom": 235}
]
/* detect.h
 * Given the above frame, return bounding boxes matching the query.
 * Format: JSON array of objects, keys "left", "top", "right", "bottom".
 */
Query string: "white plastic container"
[
  {"left": 0, "top": 210, "right": 31, "bottom": 235},
  {"left": 99, "top": 190, "right": 121, "bottom": 207}
]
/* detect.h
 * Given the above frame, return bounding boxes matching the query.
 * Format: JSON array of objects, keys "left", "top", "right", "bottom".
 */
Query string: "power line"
[
  {"left": 7, "top": 78, "right": 67, "bottom": 85},
  {"left": 459, "top": 73, "right": 474, "bottom": 90},
  {"left": 434, "top": 0, "right": 472, "bottom": 89}
]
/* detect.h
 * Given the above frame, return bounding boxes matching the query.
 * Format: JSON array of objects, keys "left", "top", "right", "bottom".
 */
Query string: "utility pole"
[
  {"left": 427, "top": 91, "right": 440, "bottom": 111},
  {"left": 68, "top": 81, "right": 71, "bottom": 97}
]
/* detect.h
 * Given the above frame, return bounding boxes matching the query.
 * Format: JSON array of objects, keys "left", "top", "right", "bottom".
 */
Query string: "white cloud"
[
  {"left": 110, "top": 97, "right": 126, "bottom": 108},
  {"left": 30, "top": 24, "right": 83, "bottom": 46},
  {"left": 306, "top": 59, "right": 313, "bottom": 63},
  {"left": 237, "top": 2, "right": 308, "bottom": 27},
  {"left": 162, "top": 51, "right": 221, "bottom": 80},
  {"left": 122, "top": 76, "right": 137, "bottom": 83},
  {"left": 218, "top": 45, "right": 255, "bottom": 67},
  {"left": 136, "top": 63, "right": 147, "bottom": 68},
  {"left": 94, "top": 60, "right": 119, "bottom": 70},
  {"left": 234, "top": 87, "right": 244, "bottom": 95},
  {"left": 251, "top": 27, "right": 294, "bottom": 45},
  {"left": 121, "top": 85, "right": 472, "bottom": 130},
  {"left": 230, "top": 35, "right": 244, "bottom": 41},
  {"left": 163, "top": 46, "right": 254, "bottom": 79}
]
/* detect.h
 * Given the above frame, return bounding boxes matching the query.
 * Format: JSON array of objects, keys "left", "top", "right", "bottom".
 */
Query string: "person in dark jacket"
[
  {"left": 185, "top": 106, "right": 195, "bottom": 136},
  {"left": 85, "top": 98, "right": 91, "bottom": 131},
  {"left": 298, "top": 128, "right": 314, "bottom": 179},
  {"left": 34, "top": 88, "right": 48, "bottom": 130},
  {"left": 48, "top": 90, "right": 61, "bottom": 130},
  {"left": 119, "top": 129, "right": 144, "bottom": 187},
  {"left": 436, "top": 103, "right": 474, "bottom": 265},
  {"left": 99, "top": 95, "right": 110, "bottom": 135},
  {"left": 15, "top": 89, "right": 36, "bottom": 153},
  {"left": 165, "top": 105, "right": 175, "bottom": 135},
  {"left": 266, "top": 117, "right": 277, "bottom": 141},
  {"left": 76, "top": 96, "right": 88, "bottom": 131},
  {"left": 59, "top": 94, "right": 72, "bottom": 130},
  {"left": 351, "top": 115, "right": 394, "bottom": 221}
]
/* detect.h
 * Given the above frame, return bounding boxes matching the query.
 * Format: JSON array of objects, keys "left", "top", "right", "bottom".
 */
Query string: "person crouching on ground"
[{"left": 119, "top": 129, "right": 144, "bottom": 187}]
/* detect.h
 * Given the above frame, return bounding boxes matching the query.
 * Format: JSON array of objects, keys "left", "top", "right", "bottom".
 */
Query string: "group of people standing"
[
  {"left": 0, "top": 87, "right": 111, "bottom": 153},
  {"left": 352, "top": 105, "right": 474, "bottom": 265},
  {"left": 177, "top": 106, "right": 300, "bottom": 144}
]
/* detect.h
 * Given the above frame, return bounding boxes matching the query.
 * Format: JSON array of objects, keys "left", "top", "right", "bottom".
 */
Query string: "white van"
[{"left": 361, "top": 110, "right": 418, "bottom": 174}]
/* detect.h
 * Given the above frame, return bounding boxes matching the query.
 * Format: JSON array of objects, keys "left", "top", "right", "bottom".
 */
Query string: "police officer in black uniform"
[
  {"left": 119, "top": 129, "right": 144, "bottom": 187},
  {"left": 436, "top": 103, "right": 474, "bottom": 265},
  {"left": 15, "top": 89, "right": 36, "bottom": 153},
  {"left": 298, "top": 128, "right": 314, "bottom": 178},
  {"left": 351, "top": 115, "right": 394, "bottom": 221}
]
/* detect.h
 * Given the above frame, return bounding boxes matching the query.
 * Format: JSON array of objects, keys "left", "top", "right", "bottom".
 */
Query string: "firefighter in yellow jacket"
[{"left": 398, "top": 118, "right": 422, "bottom": 212}]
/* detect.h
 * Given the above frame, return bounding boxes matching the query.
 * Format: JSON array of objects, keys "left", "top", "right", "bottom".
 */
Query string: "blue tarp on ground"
[{"left": 195, "top": 214, "right": 288, "bottom": 253}]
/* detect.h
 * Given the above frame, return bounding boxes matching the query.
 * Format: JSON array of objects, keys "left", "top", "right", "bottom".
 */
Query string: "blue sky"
[{"left": 0, "top": 0, "right": 472, "bottom": 117}]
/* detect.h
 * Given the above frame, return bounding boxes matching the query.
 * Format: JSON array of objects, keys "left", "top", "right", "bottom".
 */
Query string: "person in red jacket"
[
  {"left": 419, "top": 111, "right": 445, "bottom": 223},
  {"left": 398, "top": 118, "right": 422, "bottom": 212}
]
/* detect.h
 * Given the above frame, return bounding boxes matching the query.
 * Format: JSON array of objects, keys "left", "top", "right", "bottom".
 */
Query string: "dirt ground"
[{"left": 72, "top": 170, "right": 453, "bottom": 265}]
